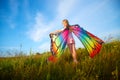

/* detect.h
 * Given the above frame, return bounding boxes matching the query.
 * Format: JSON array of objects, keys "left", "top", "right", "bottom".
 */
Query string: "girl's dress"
[
  {"left": 60, "top": 26, "right": 75, "bottom": 44},
  {"left": 67, "top": 26, "right": 75, "bottom": 44}
]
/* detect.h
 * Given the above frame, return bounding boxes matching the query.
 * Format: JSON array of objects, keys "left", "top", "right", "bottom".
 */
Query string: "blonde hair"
[
  {"left": 63, "top": 19, "right": 69, "bottom": 23},
  {"left": 62, "top": 19, "right": 70, "bottom": 27}
]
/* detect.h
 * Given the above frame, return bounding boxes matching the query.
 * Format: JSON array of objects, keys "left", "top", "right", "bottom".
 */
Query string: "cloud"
[
  {"left": 26, "top": 0, "right": 80, "bottom": 52},
  {"left": 27, "top": 13, "right": 51, "bottom": 42},
  {"left": 38, "top": 42, "right": 50, "bottom": 52},
  {"left": 57, "top": 0, "right": 77, "bottom": 18},
  {"left": 26, "top": 0, "right": 111, "bottom": 52}
]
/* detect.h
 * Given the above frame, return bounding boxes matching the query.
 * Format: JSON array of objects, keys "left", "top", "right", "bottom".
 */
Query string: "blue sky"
[{"left": 0, "top": 0, "right": 120, "bottom": 56}]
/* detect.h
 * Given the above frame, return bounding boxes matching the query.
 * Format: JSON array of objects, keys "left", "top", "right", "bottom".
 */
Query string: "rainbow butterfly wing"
[
  {"left": 71, "top": 25, "right": 104, "bottom": 58},
  {"left": 49, "top": 24, "right": 104, "bottom": 60},
  {"left": 50, "top": 28, "right": 69, "bottom": 58}
]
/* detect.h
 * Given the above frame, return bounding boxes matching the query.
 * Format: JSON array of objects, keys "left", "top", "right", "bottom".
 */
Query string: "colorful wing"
[
  {"left": 71, "top": 25, "right": 104, "bottom": 58},
  {"left": 50, "top": 28, "right": 69, "bottom": 58}
]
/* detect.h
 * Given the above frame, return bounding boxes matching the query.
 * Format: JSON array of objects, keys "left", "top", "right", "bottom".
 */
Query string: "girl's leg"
[
  {"left": 68, "top": 44, "right": 78, "bottom": 63},
  {"left": 71, "top": 44, "right": 78, "bottom": 63},
  {"left": 68, "top": 44, "right": 72, "bottom": 53}
]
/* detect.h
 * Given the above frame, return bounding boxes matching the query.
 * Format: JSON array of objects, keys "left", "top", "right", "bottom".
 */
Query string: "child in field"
[{"left": 50, "top": 19, "right": 78, "bottom": 63}]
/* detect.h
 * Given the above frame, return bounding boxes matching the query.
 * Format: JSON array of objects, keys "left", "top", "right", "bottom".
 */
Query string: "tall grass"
[{"left": 0, "top": 41, "right": 120, "bottom": 80}]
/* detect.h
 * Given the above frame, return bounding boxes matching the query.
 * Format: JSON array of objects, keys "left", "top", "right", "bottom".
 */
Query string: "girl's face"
[{"left": 62, "top": 21, "right": 69, "bottom": 28}]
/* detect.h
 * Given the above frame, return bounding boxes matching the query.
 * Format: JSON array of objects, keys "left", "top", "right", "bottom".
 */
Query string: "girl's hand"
[
  {"left": 50, "top": 32, "right": 54, "bottom": 35},
  {"left": 49, "top": 33, "right": 55, "bottom": 38}
]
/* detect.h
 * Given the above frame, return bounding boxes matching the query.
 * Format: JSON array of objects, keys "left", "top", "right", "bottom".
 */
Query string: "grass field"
[{"left": 0, "top": 40, "right": 120, "bottom": 80}]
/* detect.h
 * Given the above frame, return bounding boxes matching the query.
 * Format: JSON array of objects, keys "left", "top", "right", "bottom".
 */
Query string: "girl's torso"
[{"left": 67, "top": 26, "right": 75, "bottom": 44}]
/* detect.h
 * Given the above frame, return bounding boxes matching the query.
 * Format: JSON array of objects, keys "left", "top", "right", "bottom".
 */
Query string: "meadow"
[{"left": 0, "top": 40, "right": 120, "bottom": 80}]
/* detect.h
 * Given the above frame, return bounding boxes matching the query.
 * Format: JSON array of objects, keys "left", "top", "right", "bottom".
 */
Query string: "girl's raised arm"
[{"left": 50, "top": 28, "right": 65, "bottom": 34}]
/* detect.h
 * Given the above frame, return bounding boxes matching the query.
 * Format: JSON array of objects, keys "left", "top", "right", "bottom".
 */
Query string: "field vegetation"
[{"left": 0, "top": 40, "right": 120, "bottom": 80}]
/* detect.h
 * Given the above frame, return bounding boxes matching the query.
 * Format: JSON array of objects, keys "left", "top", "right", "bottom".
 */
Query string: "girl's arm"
[
  {"left": 50, "top": 28, "right": 65, "bottom": 34},
  {"left": 50, "top": 30, "right": 62, "bottom": 34}
]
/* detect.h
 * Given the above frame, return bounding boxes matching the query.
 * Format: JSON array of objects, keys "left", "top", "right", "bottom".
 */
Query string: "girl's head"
[{"left": 62, "top": 19, "right": 70, "bottom": 28}]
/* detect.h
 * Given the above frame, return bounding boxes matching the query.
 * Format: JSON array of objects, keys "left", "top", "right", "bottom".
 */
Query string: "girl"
[{"left": 50, "top": 19, "right": 78, "bottom": 63}]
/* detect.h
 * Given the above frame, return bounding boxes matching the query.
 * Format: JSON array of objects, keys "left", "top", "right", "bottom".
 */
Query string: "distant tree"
[{"left": 36, "top": 52, "right": 41, "bottom": 55}]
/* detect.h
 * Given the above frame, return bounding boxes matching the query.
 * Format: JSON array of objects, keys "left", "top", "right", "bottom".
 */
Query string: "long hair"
[{"left": 62, "top": 19, "right": 70, "bottom": 29}]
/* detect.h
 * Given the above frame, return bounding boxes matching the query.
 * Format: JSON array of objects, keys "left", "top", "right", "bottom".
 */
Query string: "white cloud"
[
  {"left": 56, "top": 0, "right": 78, "bottom": 19},
  {"left": 26, "top": 0, "right": 80, "bottom": 52},
  {"left": 57, "top": 0, "right": 77, "bottom": 17},
  {"left": 26, "top": 0, "right": 111, "bottom": 52},
  {"left": 27, "top": 13, "right": 51, "bottom": 42},
  {"left": 38, "top": 42, "right": 50, "bottom": 52}
]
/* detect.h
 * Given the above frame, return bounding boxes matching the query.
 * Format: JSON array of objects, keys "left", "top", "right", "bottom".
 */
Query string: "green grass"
[{"left": 0, "top": 41, "right": 120, "bottom": 80}]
